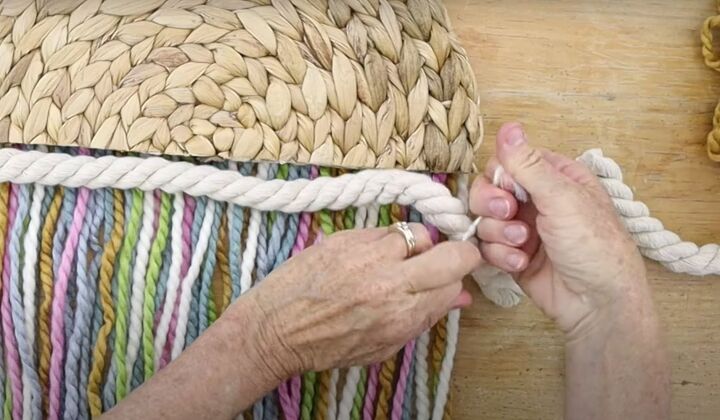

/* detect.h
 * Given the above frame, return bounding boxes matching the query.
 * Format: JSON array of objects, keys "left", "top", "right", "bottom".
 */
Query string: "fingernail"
[
  {"left": 488, "top": 198, "right": 510, "bottom": 218},
  {"left": 503, "top": 225, "right": 527, "bottom": 245},
  {"left": 506, "top": 253, "right": 525, "bottom": 270},
  {"left": 506, "top": 126, "right": 526, "bottom": 147}
]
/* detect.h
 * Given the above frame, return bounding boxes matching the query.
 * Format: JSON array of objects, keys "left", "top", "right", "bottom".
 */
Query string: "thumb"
[{"left": 495, "top": 123, "right": 574, "bottom": 212}]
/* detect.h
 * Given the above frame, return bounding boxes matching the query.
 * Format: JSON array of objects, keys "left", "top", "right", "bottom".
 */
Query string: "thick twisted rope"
[
  {"left": 701, "top": 0, "right": 720, "bottom": 161},
  {"left": 0, "top": 147, "right": 714, "bottom": 304},
  {"left": 0, "top": 149, "right": 470, "bottom": 239},
  {"left": 578, "top": 149, "right": 720, "bottom": 275}
]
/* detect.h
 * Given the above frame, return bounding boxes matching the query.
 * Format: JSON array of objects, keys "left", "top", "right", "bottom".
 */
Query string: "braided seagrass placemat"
[{"left": 0, "top": 0, "right": 483, "bottom": 172}]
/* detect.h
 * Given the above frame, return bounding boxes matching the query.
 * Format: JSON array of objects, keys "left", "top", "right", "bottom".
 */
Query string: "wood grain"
[{"left": 446, "top": 1, "right": 720, "bottom": 418}]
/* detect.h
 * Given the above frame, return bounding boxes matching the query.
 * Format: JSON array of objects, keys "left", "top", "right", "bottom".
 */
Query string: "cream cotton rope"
[
  {"left": 0, "top": 145, "right": 715, "bottom": 420},
  {"left": 0, "top": 147, "right": 717, "bottom": 303}
]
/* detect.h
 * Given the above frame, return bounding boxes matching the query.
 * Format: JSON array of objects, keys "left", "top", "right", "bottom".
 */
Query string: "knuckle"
[
  {"left": 468, "top": 179, "right": 487, "bottom": 215},
  {"left": 475, "top": 218, "right": 492, "bottom": 240},
  {"left": 517, "top": 147, "right": 544, "bottom": 171},
  {"left": 409, "top": 223, "right": 431, "bottom": 249},
  {"left": 450, "top": 241, "right": 482, "bottom": 268}
]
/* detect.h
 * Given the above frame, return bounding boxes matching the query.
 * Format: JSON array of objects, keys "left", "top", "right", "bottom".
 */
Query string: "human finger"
[
  {"left": 476, "top": 218, "right": 530, "bottom": 247},
  {"left": 469, "top": 177, "right": 518, "bottom": 220},
  {"left": 374, "top": 222, "right": 433, "bottom": 260},
  {"left": 479, "top": 242, "right": 529, "bottom": 273},
  {"left": 398, "top": 241, "right": 481, "bottom": 292}
]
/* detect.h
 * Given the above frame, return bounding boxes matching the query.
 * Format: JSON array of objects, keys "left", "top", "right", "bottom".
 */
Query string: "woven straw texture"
[{"left": 0, "top": 0, "right": 483, "bottom": 172}]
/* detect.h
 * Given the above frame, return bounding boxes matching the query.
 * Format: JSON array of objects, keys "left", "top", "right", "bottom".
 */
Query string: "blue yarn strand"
[
  {"left": 63, "top": 189, "right": 103, "bottom": 419},
  {"left": 197, "top": 201, "right": 222, "bottom": 335},
  {"left": 184, "top": 195, "right": 207, "bottom": 346}
]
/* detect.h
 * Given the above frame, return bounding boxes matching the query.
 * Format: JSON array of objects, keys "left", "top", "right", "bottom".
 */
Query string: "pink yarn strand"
[
  {"left": 48, "top": 188, "right": 89, "bottom": 419},
  {"left": 1, "top": 186, "right": 21, "bottom": 419},
  {"left": 363, "top": 364, "right": 381, "bottom": 420},
  {"left": 391, "top": 340, "right": 416, "bottom": 420},
  {"left": 279, "top": 210, "right": 313, "bottom": 420},
  {"left": 161, "top": 195, "right": 195, "bottom": 368}
]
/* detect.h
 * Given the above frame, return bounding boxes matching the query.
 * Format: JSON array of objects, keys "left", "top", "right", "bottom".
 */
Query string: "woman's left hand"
[{"left": 241, "top": 225, "right": 481, "bottom": 380}]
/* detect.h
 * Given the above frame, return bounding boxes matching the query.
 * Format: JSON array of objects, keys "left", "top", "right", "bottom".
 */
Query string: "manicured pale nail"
[
  {"left": 506, "top": 127, "right": 526, "bottom": 146},
  {"left": 504, "top": 225, "right": 527, "bottom": 245},
  {"left": 488, "top": 198, "right": 509, "bottom": 218},
  {"left": 506, "top": 253, "right": 525, "bottom": 270}
]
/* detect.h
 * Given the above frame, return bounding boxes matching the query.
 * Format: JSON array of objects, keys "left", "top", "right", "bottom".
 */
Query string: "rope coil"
[{"left": 701, "top": 2, "right": 720, "bottom": 161}]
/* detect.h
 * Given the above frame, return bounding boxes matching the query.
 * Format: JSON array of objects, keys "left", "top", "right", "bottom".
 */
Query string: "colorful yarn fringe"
[{"left": 0, "top": 147, "right": 459, "bottom": 419}]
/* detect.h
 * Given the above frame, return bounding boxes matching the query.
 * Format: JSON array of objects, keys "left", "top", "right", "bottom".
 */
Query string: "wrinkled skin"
[
  {"left": 247, "top": 225, "right": 480, "bottom": 377},
  {"left": 471, "top": 122, "right": 646, "bottom": 336}
]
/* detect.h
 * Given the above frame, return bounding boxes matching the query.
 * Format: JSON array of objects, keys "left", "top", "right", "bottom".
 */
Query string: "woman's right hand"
[
  {"left": 470, "top": 123, "right": 650, "bottom": 338},
  {"left": 470, "top": 124, "right": 670, "bottom": 419}
]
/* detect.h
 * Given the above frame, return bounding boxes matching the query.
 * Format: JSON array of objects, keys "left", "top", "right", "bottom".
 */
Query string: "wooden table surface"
[{"left": 445, "top": 1, "right": 720, "bottom": 418}]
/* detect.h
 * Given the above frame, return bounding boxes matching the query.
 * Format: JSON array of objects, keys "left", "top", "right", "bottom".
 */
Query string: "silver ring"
[{"left": 388, "top": 222, "right": 416, "bottom": 258}]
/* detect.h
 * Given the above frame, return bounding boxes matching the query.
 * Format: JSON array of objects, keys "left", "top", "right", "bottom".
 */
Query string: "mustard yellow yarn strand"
[
  {"left": 88, "top": 190, "right": 125, "bottom": 416},
  {"left": 0, "top": 184, "right": 8, "bottom": 291},
  {"left": 38, "top": 187, "right": 62, "bottom": 417},
  {"left": 217, "top": 212, "right": 231, "bottom": 313},
  {"left": 431, "top": 316, "right": 448, "bottom": 397},
  {"left": 371, "top": 205, "right": 403, "bottom": 420}
]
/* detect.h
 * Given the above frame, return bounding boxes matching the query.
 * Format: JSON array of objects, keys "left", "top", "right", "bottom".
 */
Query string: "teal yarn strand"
[
  {"left": 272, "top": 166, "right": 302, "bottom": 270},
  {"left": 265, "top": 165, "right": 289, "bottom": 274},
  {"left": 88, "top": 189, "right": 113, "bottom": 413},
  {"left": 261, "top": 165, "right": 292, "bottom": 420},
  {"left": 67, "top": 190, "right": 107, "bottom": 420},
  {"left": 253, "top": 164, "right": 278, "bottom": 420},
  {"left": 184, "top": 195, "right": 207, "bottom": 346},
  {"left": 63, "top": 189, "right": 104, "bottom": 419}
]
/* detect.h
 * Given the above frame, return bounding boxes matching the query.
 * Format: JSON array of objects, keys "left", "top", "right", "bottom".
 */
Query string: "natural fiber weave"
[{"left": 0, "top": 0, "right": 483, "bottom": 172}]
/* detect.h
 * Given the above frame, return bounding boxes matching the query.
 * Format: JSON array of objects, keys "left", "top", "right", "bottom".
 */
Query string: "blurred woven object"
[{"left": 0, "top": 0, "right": 482, "bottom": 171}]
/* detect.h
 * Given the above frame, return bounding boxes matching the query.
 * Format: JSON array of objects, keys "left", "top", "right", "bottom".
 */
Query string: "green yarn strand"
[
  {"left": 114, "top": 189, "right": 144, "bottom": 400},
  {"left": 142, "top": 193, "right": 171, "bottom": 380}
]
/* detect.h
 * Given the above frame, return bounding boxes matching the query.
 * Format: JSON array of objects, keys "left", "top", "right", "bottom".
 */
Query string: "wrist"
[
  {"left": 224, "top": 290, "right": 301, "bottom": 382},
  {"left": 564, "top": 274, "right": 656, "bottom": 346},
  {"left": 562, "top": 275, "right": 670, "bottom": 420}
]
